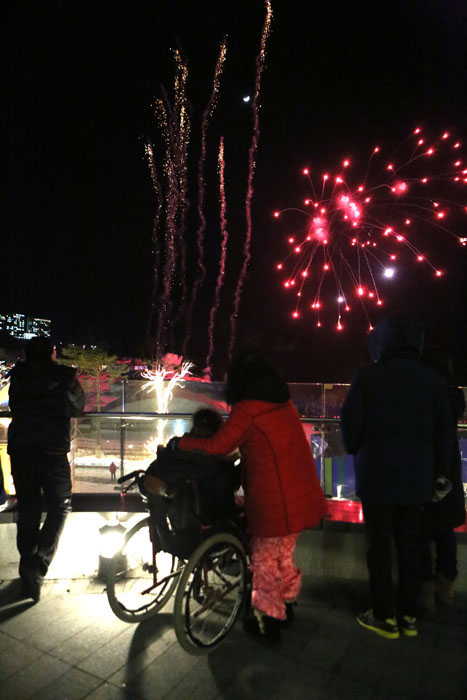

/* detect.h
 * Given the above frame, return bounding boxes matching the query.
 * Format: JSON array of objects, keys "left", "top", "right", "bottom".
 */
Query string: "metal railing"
[{"left": 1, "top": 410, "right": 466, "bottom": 503}]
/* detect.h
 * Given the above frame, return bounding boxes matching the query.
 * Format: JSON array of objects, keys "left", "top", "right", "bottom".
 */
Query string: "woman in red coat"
[{"left": 179, "top": 352, "right": 326, "bottom": 642}]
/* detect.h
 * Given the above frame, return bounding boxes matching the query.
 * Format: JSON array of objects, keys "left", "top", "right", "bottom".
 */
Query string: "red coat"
[{"left": 179, "top": 400, "right": 326, "bottom": 537}]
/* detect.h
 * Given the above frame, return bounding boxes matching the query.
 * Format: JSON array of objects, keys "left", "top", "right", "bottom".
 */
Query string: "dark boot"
[
  {"left": 281, "top": 602, "right": 297, "bottom": 627},
  {"left": 243, "top": 609, "right": 282, "bottom": 645},
  {"left": 19, "top": 556, "right": 43, "bottom": 603}
]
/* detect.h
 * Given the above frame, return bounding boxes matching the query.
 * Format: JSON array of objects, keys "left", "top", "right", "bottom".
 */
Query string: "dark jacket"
[
  {"left": 340, "top": 318, "right": 452, "bottom": 505},
  {"left": 8, "top": 360, "right": 85, "bottom": 453},
  {"left": 147, "top": 444, "right": 239, "bottom": 524},
  {"left": 424, "top": 387, "right": 466, "bottom": 531}
]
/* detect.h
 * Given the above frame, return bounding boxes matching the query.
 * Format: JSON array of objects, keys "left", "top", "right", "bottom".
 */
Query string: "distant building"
[{"left": 0, "top": 313, "right": 51, "bottom": 340}]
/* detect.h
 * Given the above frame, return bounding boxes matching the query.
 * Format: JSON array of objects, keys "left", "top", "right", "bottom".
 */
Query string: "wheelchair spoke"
[
  {"left": 174, "top": 535, "right": 247, "bottom": 651},
  {"left": 106, "top": 518, "right": 181, "bottom": 622}
]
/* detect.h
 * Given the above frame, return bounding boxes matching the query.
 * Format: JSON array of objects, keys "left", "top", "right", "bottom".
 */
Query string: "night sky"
[{"left": 6, "top": 1, "right": 467, "bottom": 381}]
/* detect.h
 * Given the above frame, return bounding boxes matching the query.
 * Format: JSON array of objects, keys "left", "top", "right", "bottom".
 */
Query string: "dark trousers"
[
  {"left": 421, "top": 529, "right": 458, "bottom": 582},
  {"left": 362, "top": 502, "right": 422, "bottom": 619},
  {"left": 10, "top": 449, "right": 72, "bottom": 576}
]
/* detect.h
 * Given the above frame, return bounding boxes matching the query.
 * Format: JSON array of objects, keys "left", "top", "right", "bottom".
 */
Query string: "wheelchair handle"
[{"left": 117, "top": 470, "right": 146, "bottom": 485}]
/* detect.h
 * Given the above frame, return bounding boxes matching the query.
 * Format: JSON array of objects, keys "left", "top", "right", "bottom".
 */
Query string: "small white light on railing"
[
  {"left": 98, "top": 522, "right": 126, "bottom": 559},
  {"left": 174, "top": 419, "right": 188, "bottom": 436}
]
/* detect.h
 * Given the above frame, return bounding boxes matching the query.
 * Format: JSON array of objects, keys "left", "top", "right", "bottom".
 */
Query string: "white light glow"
[
  {"left": 142, "top": 360, "right": 193, "bottom": 449},
  {"left": 99, "top": 529, "right": 126, "bottom": 558},
  {"left": 174, "top": 419, "right": 189, "bottom": 437},
  {"left": 383, "top": 267, "right": 396, "bottom": 279}
]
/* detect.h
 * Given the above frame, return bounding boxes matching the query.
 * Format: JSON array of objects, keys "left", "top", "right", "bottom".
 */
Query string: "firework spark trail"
[
  {"left": 154, "top": 96, "right": 178, "bottom": 355},
  {"left": 145, "top": 143, "right": 164, "bottom": 353},
  {"left": 228, "top": 1, "right": 273, "bottom": 361},
  {"left": 273, "top": 127, "right": 466, "bottom": 332},
  {"left": 183, "top": 39, "right": 228, "bottom": 358},
  {"left": 206, "top": 138, "right": 229, "bottom": 372},
  {"left": 173, "top": 51, "right": 190, "bottom": 327},
  {"left": 151, "top": 52, "right": 191, "bottom": 355}
]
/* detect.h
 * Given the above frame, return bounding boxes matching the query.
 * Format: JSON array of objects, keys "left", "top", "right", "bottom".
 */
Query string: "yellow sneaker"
[
  {"left": 399, "top": 615, "right": 418, "bottom": 637},
  {"left": 356, "top": 610, "right": 400, "bottom": 639}
]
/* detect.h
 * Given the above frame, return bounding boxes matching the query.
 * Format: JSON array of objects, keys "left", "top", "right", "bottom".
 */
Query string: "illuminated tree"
[
  {"left": 60, "top": 346, "right": 127, "bottom": 456},
  {"left": 142, "top": 353, "right": 193, "bottom": 449}
]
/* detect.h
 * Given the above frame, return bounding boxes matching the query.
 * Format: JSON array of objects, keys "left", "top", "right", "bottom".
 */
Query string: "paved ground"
[{"left": 1, "top": 572, "right": 466, "bottom": 700}]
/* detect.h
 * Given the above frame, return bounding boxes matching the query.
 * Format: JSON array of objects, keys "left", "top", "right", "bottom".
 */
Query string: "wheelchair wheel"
[
  {"left": 106, "top": 517, "right": 182, "bottom": 623},
  {"left": 173, "top": 533, "right": 248, "bottom": 654}
]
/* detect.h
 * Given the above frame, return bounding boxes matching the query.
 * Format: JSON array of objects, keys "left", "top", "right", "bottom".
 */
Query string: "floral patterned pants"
[{"left": 250, "top": 533, "right": 301, "bottom": 620}]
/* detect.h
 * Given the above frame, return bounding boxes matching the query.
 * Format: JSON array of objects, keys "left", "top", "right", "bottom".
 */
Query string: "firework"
[
  {"left": 229, "top": 0, "right": 273, "bottom": 361},
  {"left": 273, "top": 128, "right": 466, "bottom": 331},
  {"left": 145, "top": 143, "right": 163, "bottom": 354},
  {"left": 149, "top": 50, "right": 191, "bottom": 356},
  {"left": 152, "top": 95, "right": 177, "bottom": 355},
  {"left": 183, "top": 38, "right": 228, "bottom": 358},
  {"left": 173, "top": 50, "right": 190, "bottom": 326},
  {"left": 142, "top": 358, "right": 192, "bottom": 448},
  {"left": 206, "top": 137, "right": 230, "bottom": 371},
  {"left": 146, "top": 9, "right": 271, "bottom": 369}
]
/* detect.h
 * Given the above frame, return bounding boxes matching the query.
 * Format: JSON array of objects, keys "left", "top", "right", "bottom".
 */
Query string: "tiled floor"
[{"left": 1, "top": 573, "right": 466, "bottom": 700}]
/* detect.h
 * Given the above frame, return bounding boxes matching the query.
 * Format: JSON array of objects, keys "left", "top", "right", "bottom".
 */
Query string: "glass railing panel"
[
  {"left": 122, "top": 379, "right": 228, "bottom": 414},
  {"left": 1, "top": 408, "right": 466, "bottom": 505},
  {"left": 78, "top": 377, "right": 124, "bottom": 413},
  {"left": 70, "top": 415, "right": 122, "bottom": 493},
  {"left": 301, "top": 419, "right": 356, "bottom": 499},
  {"left": 4, "top": 377, "right": 460, "bottom": 420},
  {"left": 69, "top": 414, "right": 194, "bottom": 493},
  {"left": 460, "top": 426, "right": 467, "bottom": 498}
]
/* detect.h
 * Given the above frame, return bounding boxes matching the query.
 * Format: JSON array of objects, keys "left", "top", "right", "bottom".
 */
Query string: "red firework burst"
[{"left": 273, "top": 127, "right": 466, "bottom": 331}]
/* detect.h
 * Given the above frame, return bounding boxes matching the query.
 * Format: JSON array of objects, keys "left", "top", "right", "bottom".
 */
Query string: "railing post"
[{"left": 119, "top": 419, "right": 126, "bottom": 479}]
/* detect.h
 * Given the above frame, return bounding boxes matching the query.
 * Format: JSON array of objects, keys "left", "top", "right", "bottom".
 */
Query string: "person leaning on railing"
[{"left": 7, "top": 337, "right": 85, "bottom": 602}]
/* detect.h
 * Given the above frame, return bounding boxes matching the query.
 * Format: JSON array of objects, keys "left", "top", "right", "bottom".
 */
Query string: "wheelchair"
[{"left": 105, "top": 470, "right": 249, "bottom": 655}]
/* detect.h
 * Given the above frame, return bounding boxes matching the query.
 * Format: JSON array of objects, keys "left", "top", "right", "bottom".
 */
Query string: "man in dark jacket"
[
  {"left": 420, "top": 350, "right": 466, "bottom": 608},
  {"left": 341, "top": 317, "right": 451, "bottom": 639},
  {"left": 8, "top": 337, "right": 85, "bottom": 601}
]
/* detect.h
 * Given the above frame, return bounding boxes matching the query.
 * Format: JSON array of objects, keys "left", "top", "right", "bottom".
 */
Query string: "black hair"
[
  {"left": 368, "top": 315, "right": 424, "bottom": 363},
  {"left": 25, "top": 337, "right": 54, "bottom": 363},
  {"left": 225, "top": 351, "right": 289, "bottom": 405},
  {"left": 191, "top": 408, "right": 223, "bottom": 438}
]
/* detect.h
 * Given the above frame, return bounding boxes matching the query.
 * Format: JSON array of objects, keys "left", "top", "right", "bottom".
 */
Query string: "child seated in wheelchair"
[{"left": 144, "top": 409, "right": 240, "bottom": 558}]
